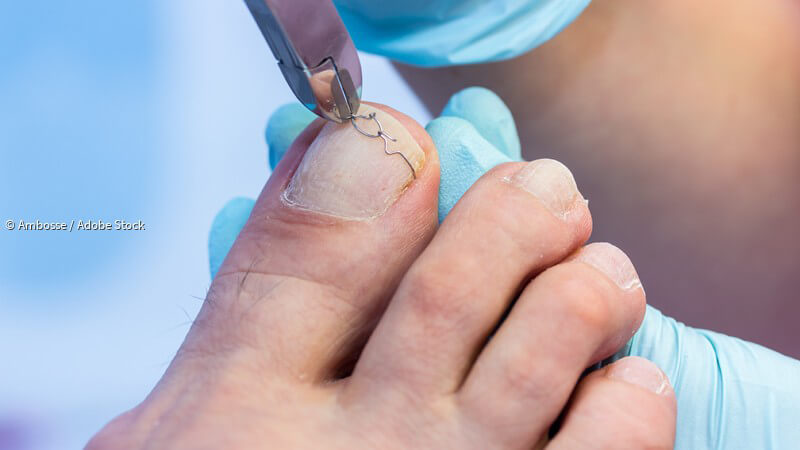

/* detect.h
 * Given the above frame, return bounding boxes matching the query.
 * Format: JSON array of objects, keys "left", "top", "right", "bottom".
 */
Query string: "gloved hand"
[{"left": 208, "top": 87, "right": 800, "bottom": 449}]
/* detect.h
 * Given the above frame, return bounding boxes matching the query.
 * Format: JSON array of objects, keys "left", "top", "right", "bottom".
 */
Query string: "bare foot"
[{"left": 88, "top": 103, "right": 675, "bottom": 449}]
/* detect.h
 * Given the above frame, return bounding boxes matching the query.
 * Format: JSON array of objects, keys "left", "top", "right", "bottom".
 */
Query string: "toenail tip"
[
  {"left": 607, "top": 357, "right": 670, "bottom": 395},
  {"left": 510, "top": 159, "right": 585, "bottom": 220},
  {"left": 571, "top": 243, "right": 642, "bottom": 292},
  {"left": 283, "top": 104, "right": 424, "bottom": 219}
]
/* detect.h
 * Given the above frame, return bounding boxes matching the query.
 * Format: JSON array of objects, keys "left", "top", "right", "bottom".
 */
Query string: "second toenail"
[
  {"left": 510, "top": 159, "right": 585, "bottom": 220},
  {"left": 283, "top": 104, "right": 425, "bottom": 219}
]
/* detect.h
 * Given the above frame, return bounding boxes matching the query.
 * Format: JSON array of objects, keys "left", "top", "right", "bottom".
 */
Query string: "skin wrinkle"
[
  {"left": 229, "top": 225, "right": 350, "bottom": 295},
  {"left": 233, "top": 270, "right": 350, "bottom": 315},
  {"left": 219, "top": 238, "right": 413, "bottom": 378},
  {"left": 191, "top": 271, "right": 323, "bottom": 379},
  {"left": 238, "top": 274, "right": 288, "bottom": 320},
  {"left": 221, "top": 266, "right": 393, "bottom": 382}
]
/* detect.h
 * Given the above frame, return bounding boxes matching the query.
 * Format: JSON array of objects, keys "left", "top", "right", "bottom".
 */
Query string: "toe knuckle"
[
  {"left": 502, "top": 361, "right": 542, "bottom": 395},
  {"left": 571, "top": 292, "right": 612, "bottom": 332},
  {"left": 501, "top": 354, "right": 571, "bottom": 403},
  {"left": 402, "top": 267, "right": 473, "bottom": 324},
  {"left": 504, "top": 361, "right": 542, "bottom": 395},
  {"left": 548, "top": 266, "right": 614, "bottom": 332}
]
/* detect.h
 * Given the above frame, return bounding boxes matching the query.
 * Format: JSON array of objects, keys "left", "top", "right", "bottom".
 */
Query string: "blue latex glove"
[
  {"left": 333, "top": 0, "right": 591, "bottom": 67},
  {"left": 209, "top": 88, "right": 800, "bottom": 449}
]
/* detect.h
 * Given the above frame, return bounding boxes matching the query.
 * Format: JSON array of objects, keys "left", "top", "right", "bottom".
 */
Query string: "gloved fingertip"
[
  {"left": 426, "top": 116, "right": 513, "bottom": 222},
  {"left": 208, "top": 196, "right": 256, "bottom": 279},
  {"left": 621, "top": 305, "right": 684, "bottom": 383},
  {"left": 621, "top": 304, "right": 800, "bottom": 449},
  {"left": 266, "top": 103, "right": 317, "bottom": 170},
  {"left": 440, "top": 87, "right": 522, "bottom": 161}
]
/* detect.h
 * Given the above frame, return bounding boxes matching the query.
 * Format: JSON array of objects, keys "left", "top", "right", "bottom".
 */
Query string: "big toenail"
[
  {"left": 510, "top": 159, "right": 585, "bottom": 220},
  {"left": 283, "top": 104, "right": 425, "bottom": 219}
]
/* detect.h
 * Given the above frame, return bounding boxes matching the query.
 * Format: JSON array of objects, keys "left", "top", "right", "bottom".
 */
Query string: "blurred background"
[{"left": 0, "top": 2, "right": 429, "bottom": 449}]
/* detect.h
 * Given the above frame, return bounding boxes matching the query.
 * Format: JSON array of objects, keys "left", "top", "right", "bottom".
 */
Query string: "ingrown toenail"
[
  {"left": 283, "top": 104, "right": 425, "bottom": 220},
  {"left": 509, "top": 159, "right": 585, "bottom": 220}
]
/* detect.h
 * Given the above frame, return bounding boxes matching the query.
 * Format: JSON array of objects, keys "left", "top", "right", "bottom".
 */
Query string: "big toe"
[{"left": 187, "top": 103, "right": 440, "bottom": 383}]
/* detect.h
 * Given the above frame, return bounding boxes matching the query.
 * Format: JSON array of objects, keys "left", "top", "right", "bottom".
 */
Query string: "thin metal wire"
[{"left": 348, "top": 113, "right": 417, "bottom": 179}]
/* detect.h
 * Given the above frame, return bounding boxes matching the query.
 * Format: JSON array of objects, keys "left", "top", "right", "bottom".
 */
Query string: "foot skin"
[{"left": 88, "top": 103, "right": 676, "bottom": 449}]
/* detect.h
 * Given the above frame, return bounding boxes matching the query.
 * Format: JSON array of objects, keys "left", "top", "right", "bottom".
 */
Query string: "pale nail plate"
[{"left": 283, "top": 104, "right": 424, "bottom": 219}]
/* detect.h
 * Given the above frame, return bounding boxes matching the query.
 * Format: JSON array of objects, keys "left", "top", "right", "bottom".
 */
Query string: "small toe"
[
  {"left": 548, "top": 357, "right": 676, "bottom": 450},
  {"left": 352, "top": 159, "right": 591, "bottom": 399}
]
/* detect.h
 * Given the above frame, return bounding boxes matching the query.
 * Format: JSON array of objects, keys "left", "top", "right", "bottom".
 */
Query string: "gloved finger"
[
  {"left": 426, "top": 116, "right": 513, "bottom": 222},
  {"left": 615, "top": 305, "right": 800, "bottom": 449},
  {"left": 440, "top": 87, "right": 521, "bottom": 161},
  {"left": 266, "top": 103, "right": 317, "bottom": 170},
  {"left": 548, "top": 357, "right": 676, "bottom": 450},
  {"left": 208, "top": 196, "right": 255, "bottom": 279}
]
